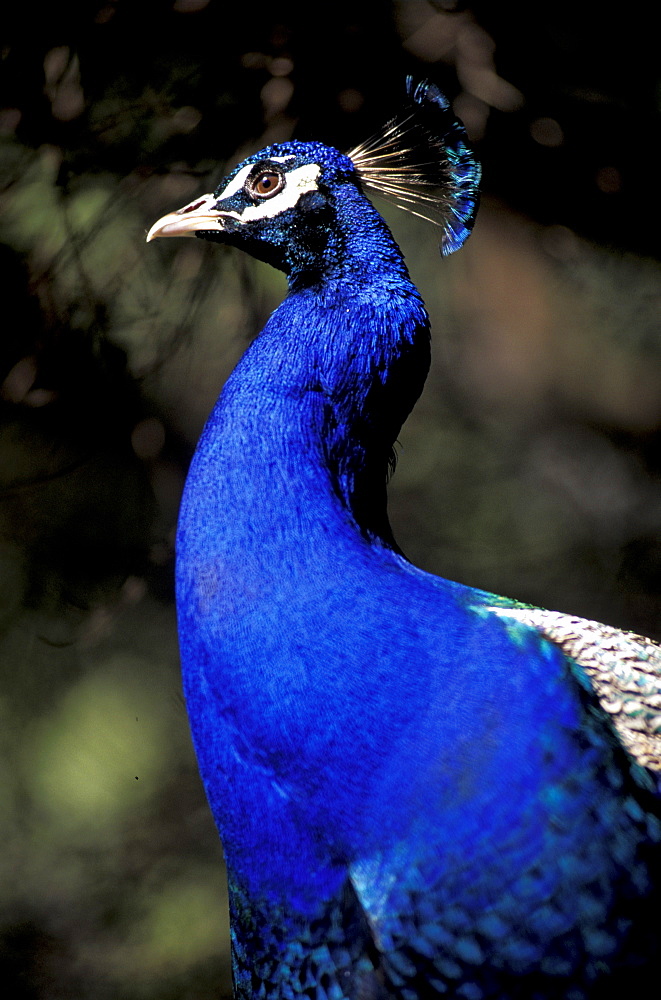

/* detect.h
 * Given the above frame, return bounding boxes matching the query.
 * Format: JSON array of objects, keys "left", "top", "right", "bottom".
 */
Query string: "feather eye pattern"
[{"left": 348, "top": 78, "right": 481, "bottom": 256}]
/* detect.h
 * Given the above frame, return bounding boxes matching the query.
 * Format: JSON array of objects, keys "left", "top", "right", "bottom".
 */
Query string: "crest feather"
[{"left": 348, "top": 78, "right": 481, "bottom": 256}]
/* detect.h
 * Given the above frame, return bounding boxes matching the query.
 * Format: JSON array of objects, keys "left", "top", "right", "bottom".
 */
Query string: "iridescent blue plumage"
[{"left": 147, "top": 81, "right": 660, "bottom": 999}]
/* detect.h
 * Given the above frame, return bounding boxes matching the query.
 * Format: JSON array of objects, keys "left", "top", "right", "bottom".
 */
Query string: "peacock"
[{"left": 147, "top": 79, "right": 661, "bottom": 1000}]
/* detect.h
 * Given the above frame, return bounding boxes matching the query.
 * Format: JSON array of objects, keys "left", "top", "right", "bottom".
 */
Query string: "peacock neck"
[
  {"left": 208, "top": 207, "right": 430, "bottom": 551},
  {"left": 182, "top": 186, "right": 429, "bottom": 576}
]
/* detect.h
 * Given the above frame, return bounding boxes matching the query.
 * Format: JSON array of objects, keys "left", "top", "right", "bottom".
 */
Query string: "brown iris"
[{"left": 246, "top": 168, "right": 284, "bottom": 200}]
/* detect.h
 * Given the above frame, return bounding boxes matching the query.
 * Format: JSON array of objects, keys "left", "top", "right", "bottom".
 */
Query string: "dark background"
[{"left": 1, "top": 2, "right": 660, "bottom": 997}]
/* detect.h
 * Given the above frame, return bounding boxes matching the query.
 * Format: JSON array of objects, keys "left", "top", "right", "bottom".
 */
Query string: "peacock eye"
[{"left": 246, "top": 169, "right": 285, "bottom": 200}]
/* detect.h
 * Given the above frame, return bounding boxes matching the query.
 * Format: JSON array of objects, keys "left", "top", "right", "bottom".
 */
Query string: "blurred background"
[{"left": 1, "top": 1, "right": 660, "bottom": 996}]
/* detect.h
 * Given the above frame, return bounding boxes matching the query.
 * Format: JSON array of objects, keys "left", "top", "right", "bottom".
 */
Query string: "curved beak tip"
[
  {"left": 146, "top": 193, "right": 225, "bottom": 244},
  {"left": 145, "top": 214, "right": 196, "bottom": 242}
]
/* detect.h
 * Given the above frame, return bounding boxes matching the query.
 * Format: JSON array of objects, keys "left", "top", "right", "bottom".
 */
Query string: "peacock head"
[
  {"left": 147, "top": 142, "right": 360, "bottom": 275},
  {"left": 147, "top": 79, "right": 481, "bottom": 275}
]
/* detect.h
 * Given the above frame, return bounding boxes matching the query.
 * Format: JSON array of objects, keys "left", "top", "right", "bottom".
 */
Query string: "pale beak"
[{"left": 146, "top": 192, "right": 227, "bottom": 242}]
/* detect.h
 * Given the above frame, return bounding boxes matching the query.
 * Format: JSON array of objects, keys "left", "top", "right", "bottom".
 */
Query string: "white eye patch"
[
  {"left": 215, "top": 162, "right": 256, "bottom": 202},
  {"left": 214, "top": 155, "right": 296, "bottom": 203},
  {"left": 215, "top": 162, "right": 322, "bottom": 224}
]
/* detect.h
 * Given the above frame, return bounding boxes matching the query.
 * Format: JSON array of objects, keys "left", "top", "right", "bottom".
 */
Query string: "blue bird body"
[{"left": 148, "top": 82, "right": 660, "bottom": 999}]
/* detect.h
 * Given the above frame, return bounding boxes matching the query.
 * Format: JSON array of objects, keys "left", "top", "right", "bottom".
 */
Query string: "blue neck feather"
[{"left": 208, "top": 185, "right": 430, "bottom": 548}]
